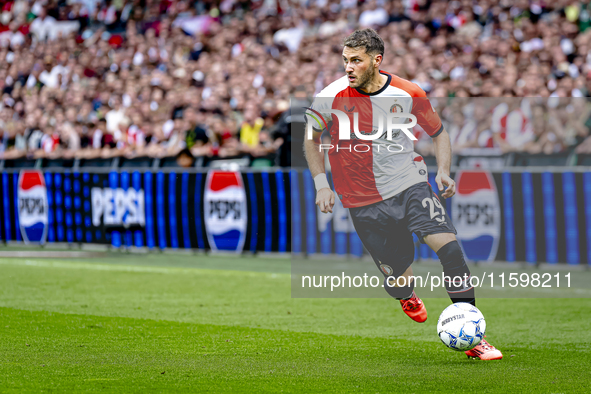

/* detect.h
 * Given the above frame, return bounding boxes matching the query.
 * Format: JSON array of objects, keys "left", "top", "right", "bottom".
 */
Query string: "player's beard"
[{"left": 350, "top": 66, "right": 374, "bottom": 90}]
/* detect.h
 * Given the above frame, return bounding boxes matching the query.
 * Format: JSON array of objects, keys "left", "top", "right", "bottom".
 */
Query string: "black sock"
[
  {"left": 399, "top": 292, "right": 414, "bottom": 301},
  {"left": 436, "top": 241, "right": 476, "bottom": 306},
  {"left": 383, "top": 276, "right": 415, "bottom": 300}
]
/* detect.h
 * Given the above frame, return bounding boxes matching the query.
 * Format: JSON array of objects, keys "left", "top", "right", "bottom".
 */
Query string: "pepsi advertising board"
[
  {"left": 1, "top": 168, "right": 591, "bottom": 265},
  {"left": 0, "top": 170, "right": 289, "bottom": 252},
  {"left": 291, "top": 169, "right": 591, "bottom": 265},
  {"left": 17, "top": 170, "right": 49, "bottom": 244},
  {"left": 452, "top": 171, "right": 501, "bottom": 262},
  {"left": 204, "top": 171, "right": 247, "bottom": 252}
]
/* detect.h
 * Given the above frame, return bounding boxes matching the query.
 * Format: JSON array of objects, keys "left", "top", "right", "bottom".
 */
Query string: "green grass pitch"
[{"left": 0, "top": 251, "right": 589, "bottom": 393}]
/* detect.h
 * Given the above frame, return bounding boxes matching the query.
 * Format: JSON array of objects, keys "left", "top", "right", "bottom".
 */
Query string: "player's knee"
[
  {"left": 375, "top": 254, "right": 414, "bottom": 299},
  {"left": 424, "top": 232, "right": 456, "bottom": 249},
  {"left": 436, "top": 240, "right": 469, "bottom": 273}
]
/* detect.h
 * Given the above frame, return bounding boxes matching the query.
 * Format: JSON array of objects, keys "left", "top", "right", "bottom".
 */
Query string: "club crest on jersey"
[
  {"left": 390, "top": 104, "right": 404, "bottom": 113},
  {"left": 18, "top": 170, "right": 48, "bottom": 244}
]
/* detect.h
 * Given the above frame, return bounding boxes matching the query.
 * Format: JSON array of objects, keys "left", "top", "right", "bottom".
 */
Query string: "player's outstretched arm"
[
  {"left": 303, "top": 137, "right": 335, "bottom": 213},
  {"left": 432, "top": 128, "right": 456, "bottom": 199}
]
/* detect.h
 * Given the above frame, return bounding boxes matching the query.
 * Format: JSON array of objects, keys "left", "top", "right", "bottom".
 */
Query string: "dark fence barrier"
[
  {"left": 290, "top": 169, "right": 591, "bottom": 265},
  {"left": 1, "top": 169, "right": 290, "bottom": 253},
  {"left": 2, "top": 168, "right": 590, "bottom": 265}
]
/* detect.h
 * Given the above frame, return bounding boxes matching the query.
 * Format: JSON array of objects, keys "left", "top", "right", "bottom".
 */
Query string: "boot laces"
[
  {"left": 401, "top": 296, "right": 421, "bottom": 311},
  {"left": 478, "top": 339, "right": 494, "bottom": 351}
]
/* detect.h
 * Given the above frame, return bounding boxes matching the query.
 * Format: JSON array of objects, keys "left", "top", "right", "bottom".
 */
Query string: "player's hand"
[
  {"left": 436, "top": 172, "right": 456, "bottom": 199},
  {"left": 316, "top": 188, "right": 335, "bottom": 213}
]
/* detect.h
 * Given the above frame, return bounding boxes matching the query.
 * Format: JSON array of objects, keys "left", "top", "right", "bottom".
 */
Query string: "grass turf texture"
[{"left": 0, "top": 253, "right": 589, "bottom": 393}]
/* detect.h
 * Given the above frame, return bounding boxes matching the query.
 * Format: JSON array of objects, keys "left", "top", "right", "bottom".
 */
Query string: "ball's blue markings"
[
  {"left": 458, "top": 327, "right": 475, "bottom": 347},
  {"left": 473, "top": 319, "right": 484, "bottom": 341}
]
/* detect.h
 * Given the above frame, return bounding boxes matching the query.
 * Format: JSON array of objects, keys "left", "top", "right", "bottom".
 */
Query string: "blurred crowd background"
[{"left": 2, "top": 0, "right": 591, "bottom": 167}]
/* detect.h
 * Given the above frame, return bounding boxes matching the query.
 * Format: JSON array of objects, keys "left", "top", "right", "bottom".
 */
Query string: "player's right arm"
[
  {"left": 303, "top": 134, "right": 335, "bottom": 214},
  {"left": 303, "top": 92, "right": 336, "bottom": 214},
  {"left": 303, "top": 79, "right": 350, "bottom": 213}
]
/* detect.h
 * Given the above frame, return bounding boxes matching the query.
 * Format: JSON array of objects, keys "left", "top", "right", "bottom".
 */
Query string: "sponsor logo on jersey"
[
  {"left": 204, "top": 171, "right": 247, "bottom": 252},
  {"left": 18, "top": 170, "right": 48, "bottom": 244},
  {"left": 304, "top": 107, "right": 417, "bottom": 142},
  {"left": 452, "top": 171, "right": 501, "bottom": 262},
  {"left": 348, "top": 128, "right": 401, "bottom": 141},
  {"left": 91, "top": 187, "right": 145, "bottom": 227}
]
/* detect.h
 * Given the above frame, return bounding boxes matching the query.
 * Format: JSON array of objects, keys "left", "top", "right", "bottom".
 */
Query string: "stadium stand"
[{"left": 0, "top": 0, "right": 591, "bottom": 168}]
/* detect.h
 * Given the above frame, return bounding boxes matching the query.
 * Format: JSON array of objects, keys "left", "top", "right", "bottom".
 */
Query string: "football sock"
[
  {"left": 436, "top": 241, "right": 476, "bottom": 306},
  {"left": 400, "top": 292, "right": 414, "bottom": 301},
  {"left": 383, "top": 275, "right": 415, "bottom": 300}
]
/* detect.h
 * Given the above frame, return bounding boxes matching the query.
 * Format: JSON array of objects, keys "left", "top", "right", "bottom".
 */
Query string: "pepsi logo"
[
  {"left": 91, "top": 187, "right": 145, "bottom": 227},
  {"left": 18, "top": 170, "right": 49, "bottom": 244},
  {"left": 204, "top": 171, "right": 247, "bottom": 252},
  {"left": 452, "top": 170, "right": 501, "bottom": 262}
]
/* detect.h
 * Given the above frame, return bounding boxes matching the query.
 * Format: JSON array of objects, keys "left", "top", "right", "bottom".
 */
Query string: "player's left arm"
[
  {"left": 432, "top": 128, "right": 456, "bottom": 199},
  {"left": 411, "top": 94, "right": 455, "bottom": 198}
]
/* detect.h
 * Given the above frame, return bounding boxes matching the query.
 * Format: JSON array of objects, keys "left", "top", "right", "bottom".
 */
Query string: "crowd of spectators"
[
  {"left": 1, "top": 0, "right": 591, "bottom": 166},
  {"left": 415, "top": 96, "right": 591, "bottom": 157}
]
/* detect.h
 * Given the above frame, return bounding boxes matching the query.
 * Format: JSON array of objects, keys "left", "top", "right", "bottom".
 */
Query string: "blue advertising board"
[{"left": 0, "top": 168, "right": 589, "bottom": 265}]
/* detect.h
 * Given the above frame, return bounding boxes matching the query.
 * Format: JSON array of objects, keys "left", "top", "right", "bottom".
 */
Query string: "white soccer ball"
[{"left": 437, "top": 303, "right": 486, "bottom": 351}]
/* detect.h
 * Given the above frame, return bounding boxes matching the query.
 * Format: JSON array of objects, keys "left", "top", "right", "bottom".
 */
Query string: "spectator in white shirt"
[
  {"left": 105, "top": 95, "right": 127, "bottom": 134},
  {"left": 359, "top": 0, "right": 389, "bottom": 28},
  {"left": 38, "top": 58, "right": 68, "bottom": 89},
  {"left": 30, "top": 7, "right": 57, "bottom": 42}
]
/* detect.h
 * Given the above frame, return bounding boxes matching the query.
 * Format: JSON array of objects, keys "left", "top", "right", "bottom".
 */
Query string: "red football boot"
[
  {"left": 465, "top": 338, "right": 503, "bottom": 360},
  {"left": 399, "top": 292, "right": 427, "bottom": 323}
]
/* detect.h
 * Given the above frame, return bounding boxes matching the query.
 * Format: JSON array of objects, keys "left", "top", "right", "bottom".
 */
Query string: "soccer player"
[{"left": 304, "top": 29, "right": 502, "bottom": 361}]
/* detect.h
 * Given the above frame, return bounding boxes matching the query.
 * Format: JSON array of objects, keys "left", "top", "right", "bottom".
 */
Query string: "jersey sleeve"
[
  {"left": 411, "top": 93, "right": 444, "bottom": 138},
  {"left": 307, "top": 92, "right": 335, "bottom": 131},
  {"left": 306, "top": 76, "right": 349, "bottom": 132},
  {"left": 304, "top": 93, "right": 334, "bottom": 144}
]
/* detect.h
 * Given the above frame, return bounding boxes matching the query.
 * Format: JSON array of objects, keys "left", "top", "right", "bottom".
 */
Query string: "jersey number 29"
[{"left": 422, "top": 196, "right": 446, "bottom": 222}]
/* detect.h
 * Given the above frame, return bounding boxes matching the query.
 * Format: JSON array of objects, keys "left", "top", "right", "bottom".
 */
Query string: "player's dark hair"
[{"left": 343, "top": 28, "right": 384, "bottom": 57}]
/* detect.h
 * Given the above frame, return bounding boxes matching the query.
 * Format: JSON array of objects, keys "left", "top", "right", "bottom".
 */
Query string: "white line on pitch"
[{"left": 0, "top": 258, "right": 288, "bottom": 278}]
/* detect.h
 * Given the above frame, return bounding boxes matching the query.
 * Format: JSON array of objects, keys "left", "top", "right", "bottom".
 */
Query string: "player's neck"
[{"left": 358, "top": 72, "right": 388, "bottom": 94}]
